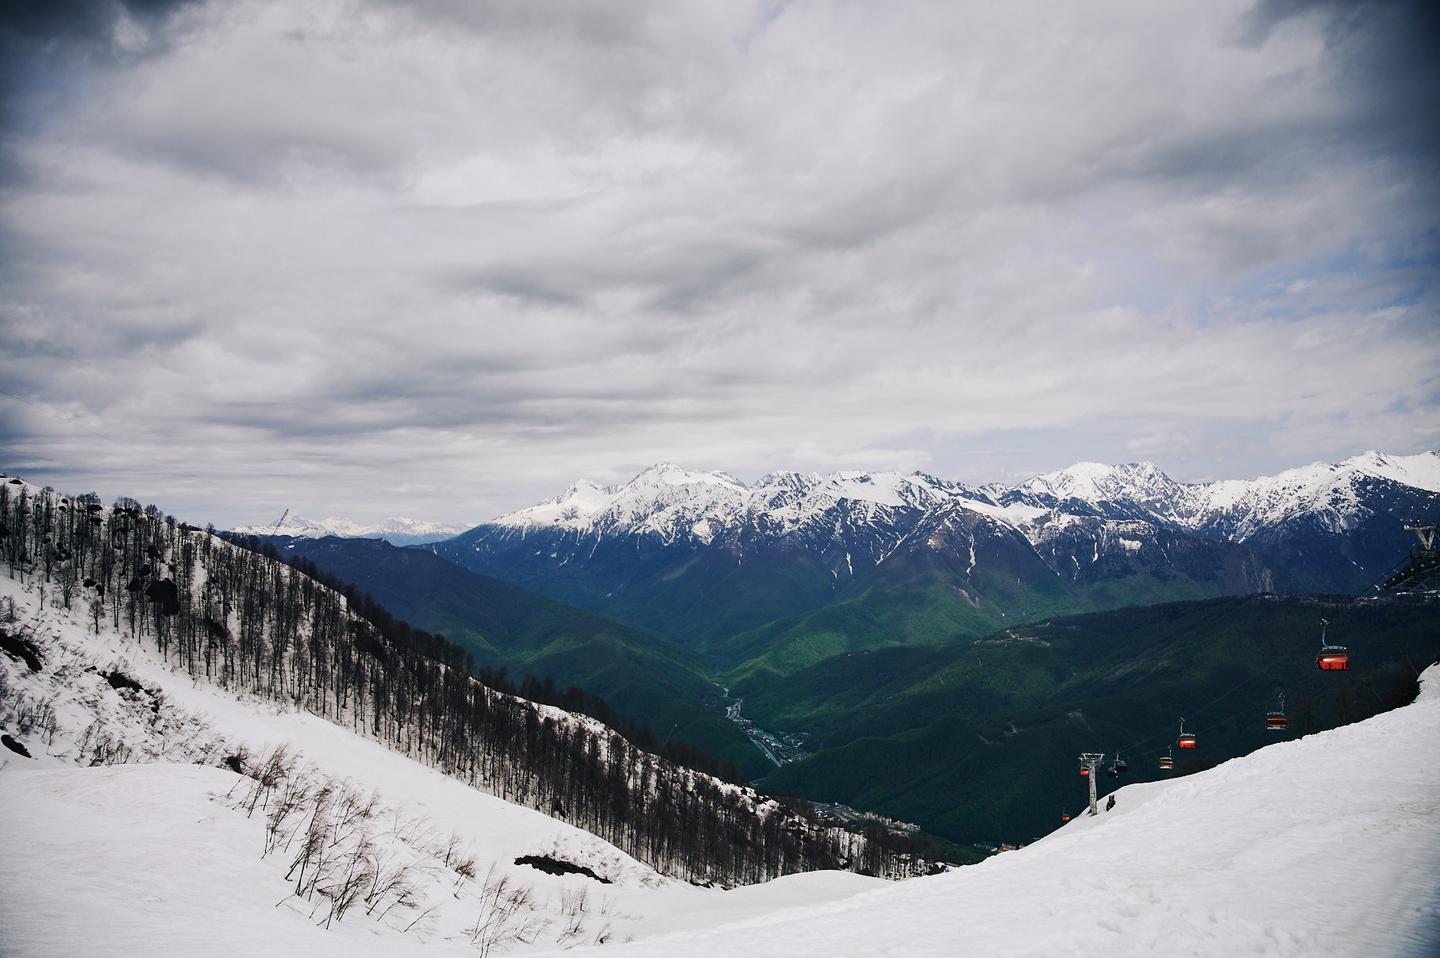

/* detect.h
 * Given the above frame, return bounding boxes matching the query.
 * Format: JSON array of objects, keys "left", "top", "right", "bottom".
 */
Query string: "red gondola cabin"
[
  {"left": 1178, "top": 734, "right": 1196, "bottom": 749},
  {"left": 1265, "top": 712, "right": 1289, "bottom": 730},
  {"left": 1159, "top": 754, "right": 1173, "bottom": 770},
  {"left": 1315, "top": 619, "right": 1347, "bottom": 671}
]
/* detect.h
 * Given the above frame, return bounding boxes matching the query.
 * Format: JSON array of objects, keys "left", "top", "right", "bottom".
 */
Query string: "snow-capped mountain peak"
[
  {"left": 631, "top": 462, "right": 746, "bottom": 489},
  {"left": 501, "top": 478, "right": 615, "bottom": 528},
  {"left": 1009, "top": 460, "right": 1185, "bottom": 512},
  {"left": 493, "top": 464, "right": 751, "bottom": 543},
  {"left": 1336, "top": 450, "right": 1440, "bottom": 493}
]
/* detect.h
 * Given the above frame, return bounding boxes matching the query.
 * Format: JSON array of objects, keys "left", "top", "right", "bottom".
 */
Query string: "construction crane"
[
  {"left": 1374, "top": 523, "right": 1440, "bottom": 592},
  {"left": 270, "top": 508, "right": 290, "bottom": 537}
]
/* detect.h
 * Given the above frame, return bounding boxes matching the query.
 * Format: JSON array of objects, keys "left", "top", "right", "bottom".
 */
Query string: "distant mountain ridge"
[
  {"left": 433, "top": 452, "right": 1440, "bottom": 675},
  {"left": 233, "top": 514, "right": 465, "bottom": 545},
  {"left": 488, "top": 452, "right": 1440, "bottom": 550}
]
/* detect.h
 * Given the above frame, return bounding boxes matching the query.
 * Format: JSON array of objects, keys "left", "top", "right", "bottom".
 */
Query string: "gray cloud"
[{"left": 1, "top": 0, "right": 1436, "bottom": 527}]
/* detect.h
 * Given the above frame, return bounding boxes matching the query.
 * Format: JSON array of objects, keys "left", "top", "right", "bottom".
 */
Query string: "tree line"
[
  {"left": 0, "top": 480, "right": 939, "bottom": 884},
  {"left": 258, "top": 544, "right": 746, "bottom": 784}
]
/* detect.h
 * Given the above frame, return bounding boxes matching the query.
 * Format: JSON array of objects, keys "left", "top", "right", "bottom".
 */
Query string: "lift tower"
[
  {"left": 1375, "top": 523, "right": 1440, "bottom": 592},
  {"left": 1078, "top": 753, "right": 1106, "bottom": 815}
]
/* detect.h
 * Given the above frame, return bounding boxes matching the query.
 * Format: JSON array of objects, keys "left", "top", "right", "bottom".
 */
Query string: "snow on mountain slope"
[
  {"left": 999, "top": 452, "right": 1440, "bottom": 538},
  {"left": 490, "top": 463, "right": 980, "bottom": 544},
  {"left": 480, "top": 450, "right": 1438, "bottom": 555},
  {"left": 0, "top": 754, "right": 878, "bottom": 958},
  {"left": 1006, "top": 460, "right": 1190, "bottom": 515},
  {"left": 1186, "top": 451, "right": 1440, "bottom": 540},
  {"left": 577, "top": 665, "right": 1440, "bottom": 958},
  {"left": 441, "top": 452, "right": 1433, "bottom": 622},
  {"left": 499, "top": 464, "right": 750, "bottom": 544},
  {"left": 1347, "top": 450, "right": 1440, "bottom": 493},
  {"left": 0, "top": 568, "right": 881, "bottom": 958}
]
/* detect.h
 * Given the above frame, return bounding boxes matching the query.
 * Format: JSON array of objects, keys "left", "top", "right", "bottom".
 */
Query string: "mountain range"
[{"left": 431, "top": 452, "right": 1440, "bottom": 679}]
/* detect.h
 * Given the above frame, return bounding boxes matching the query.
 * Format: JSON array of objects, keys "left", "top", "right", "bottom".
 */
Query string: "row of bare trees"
[
  {"left": 228, "top": 744, "right": 558, "bottom": 949},
  {"left": 1, "top": 481, "right": 934, "bottom": 884}
]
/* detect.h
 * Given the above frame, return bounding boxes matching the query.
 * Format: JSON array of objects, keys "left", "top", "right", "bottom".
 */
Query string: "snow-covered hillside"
[
  {"left": 232, "top": 515, "right": 465, "bottom": 545},
  {"left": 0, "top": 572, "right": 878, "bottom": 957}
]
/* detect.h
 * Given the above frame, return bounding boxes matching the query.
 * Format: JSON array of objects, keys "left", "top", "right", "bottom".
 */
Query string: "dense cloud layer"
[{"left": 1, "top": 0, "right": 1436, "bottom": 526}]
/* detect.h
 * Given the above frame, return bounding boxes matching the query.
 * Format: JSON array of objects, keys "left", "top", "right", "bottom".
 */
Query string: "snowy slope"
[
  {"left": 0, "top": 567, "right": 881, "bottom": 957},
  {"left": 1005, "top": 460, "right": 1192, "bottom": 516},
  {"left": 565, "top": 665, "right": 1440, "bottom": 958},
  {"left": 1184, "top": 451, "right": 1440, "bottom": 540}
]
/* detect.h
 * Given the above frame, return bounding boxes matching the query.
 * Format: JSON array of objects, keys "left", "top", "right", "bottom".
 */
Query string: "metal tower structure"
[
  {"left": 1078, "top": 753, "right": 1106, "bottom": 815},
  {"left": 1375, "top": 523, "right": 1440, "bottom": 592}
]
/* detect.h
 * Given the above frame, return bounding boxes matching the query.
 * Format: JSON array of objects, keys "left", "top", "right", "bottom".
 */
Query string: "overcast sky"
[{"left": 1, "top": 0, "right": 1436, "bottom": 527}]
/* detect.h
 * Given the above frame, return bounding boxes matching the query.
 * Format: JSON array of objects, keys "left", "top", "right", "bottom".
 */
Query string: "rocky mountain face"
[{"left": 432, "top": 453, "right": 1440, "bottom": 656}]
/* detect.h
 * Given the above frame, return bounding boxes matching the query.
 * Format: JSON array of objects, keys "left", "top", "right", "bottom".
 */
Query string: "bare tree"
[
  {"left": 556, "top": 885, "right": 589, "bottom": 941},
  {"left": 465, "top": 866, "right": 547, "bottom": 957}
]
